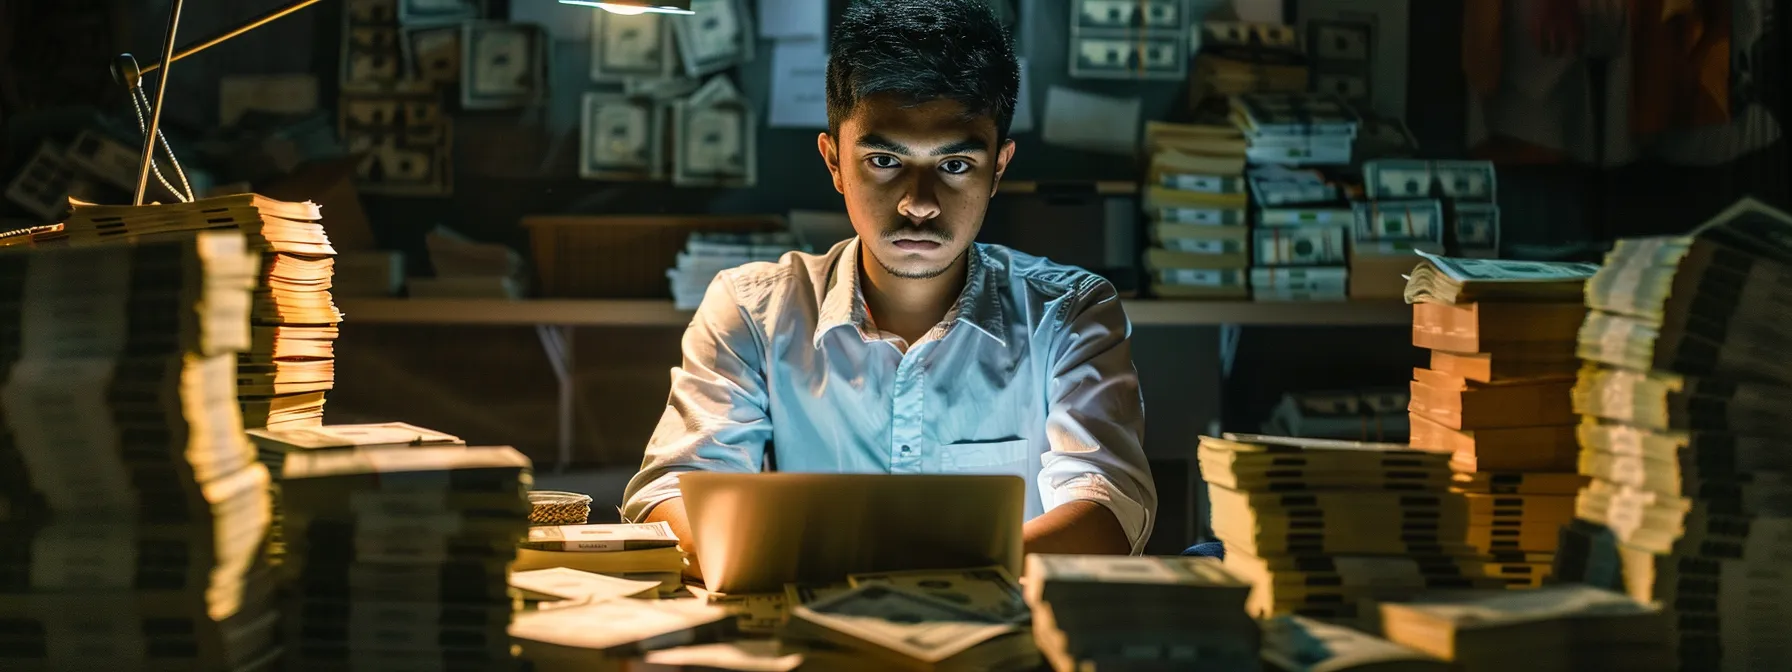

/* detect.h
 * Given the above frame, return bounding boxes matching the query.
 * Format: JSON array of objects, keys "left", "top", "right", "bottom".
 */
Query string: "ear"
[
  {"left": 990, "top": 138, "right": 1017, "bottom": 197},
  {"left": 817, "top": 132, "right": 846, "bottom": 195}
]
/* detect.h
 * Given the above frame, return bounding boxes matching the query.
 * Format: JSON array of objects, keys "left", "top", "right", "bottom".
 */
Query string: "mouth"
[{"left": 890, "top": 239, "right": 943, "bottom": 252}]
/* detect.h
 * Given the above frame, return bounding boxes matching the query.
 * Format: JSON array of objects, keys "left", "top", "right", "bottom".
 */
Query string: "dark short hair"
[{"left": 826, "top": 0, "right": 1020, "bottom": 140}]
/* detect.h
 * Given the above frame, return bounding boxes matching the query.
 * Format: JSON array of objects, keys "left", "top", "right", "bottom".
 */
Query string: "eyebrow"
[{"left": 856, "top": 134, "right": 990, "bottom": 156}]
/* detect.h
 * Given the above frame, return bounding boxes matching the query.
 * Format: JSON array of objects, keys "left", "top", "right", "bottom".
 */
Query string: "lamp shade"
[{"left": 559, "top": 0, "right": 695, "bottom": 14}]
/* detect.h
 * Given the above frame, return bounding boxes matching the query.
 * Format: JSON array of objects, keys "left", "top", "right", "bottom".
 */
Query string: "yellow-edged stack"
[
  {"left": 1553, "top": 198, "right": 1792, "bottom": 671},
  {"left": 1141, "top": 121, "right": 1252, "bottom": 300},
  {"left": 0, "top": 232, "right": 281, "bottom": 670},
  {"left": 60, "top": 194, "right": 340, "bottom": 429},
  {"left": 1403, "top": 253, "right": 1604, "bottom": 587},
  {"left": 1203, "top": 433, "right": 1500, "bottom": 623}
]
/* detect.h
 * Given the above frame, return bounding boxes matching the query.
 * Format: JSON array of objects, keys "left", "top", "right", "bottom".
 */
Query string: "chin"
[{"left": 875, "top": 248, "right": 958, "bottom": 280}]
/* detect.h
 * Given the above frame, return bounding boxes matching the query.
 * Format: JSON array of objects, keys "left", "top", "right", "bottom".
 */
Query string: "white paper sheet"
[
  {"left": 759, "top": 0, "right": 828, "bottom": 40},
  {"left": 1010, "top": 57, "right": 1035, "bottom": 134},
  {"left": 1041, "top": 86, "right": 1141, "bottom": 156},
  {"left": 768, "top": 38, "right": 830, "bottom": 129}
]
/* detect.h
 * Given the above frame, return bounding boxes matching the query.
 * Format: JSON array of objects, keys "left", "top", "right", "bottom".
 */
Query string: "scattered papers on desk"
[{"left": 510, "top": 567, "right": 661, "bottom": 604}]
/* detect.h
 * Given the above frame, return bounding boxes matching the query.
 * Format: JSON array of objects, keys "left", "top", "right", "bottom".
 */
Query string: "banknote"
[
  {"left": 1353, "top": 199, "right": 1443, "bottom": 242},
  {"left": 1432, "top": 160, "right": 1497, "bottom": 200},
  {"left": 1072, "top": 36, "right": 1185, "bottom": 80},
  {"left": 591, "top": 10, "right": 675, "bottom": 82},
  {"left": 402, "top": 25, "right": 461, "bottom": 86},
  {"left": 1364, "top": 159, "right": 1434, "bottom": 199},
  {"left": 848, "top": 567, "right": 1029, "bottom": 623},
  {"left": 791, "top": 585, "right": 1015, "bottom": 664},
  {"left": 522, "top": 522, "right": 678, "bottom": 551},
  {"left": 341, "top": 1, "right": 404, "bottom": 92},
  {"left": 461, "top": 21, "right": 548, "bottom": 109},
  {"left": 672, "top": 76, "right": 755, "bottom": 187},
  {"left": 1255, "top": 225, "right": 1348, "bottom": 265},
  {"left": 1414, "top": 250, "right": 1599, "bottom": 281},
  {"left": 581, "top": 93, "right": 665, "bottom": 181},
  {"left": 339, "top": 88, "right": 453, "bottom": 196},
  {"left": 675, "top": 0, "right": 753, "bottom": 78},
  {"left": 1451, "top": 202, "right": 1501, "bottom": 256},
  {"left": 1076, "top": 0, "right": 1179, "bottom": 30}
]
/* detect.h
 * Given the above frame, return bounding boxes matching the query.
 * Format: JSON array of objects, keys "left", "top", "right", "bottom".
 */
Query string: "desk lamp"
[{"left": 112, "top": 0, "right": 696, "bottom": 206}]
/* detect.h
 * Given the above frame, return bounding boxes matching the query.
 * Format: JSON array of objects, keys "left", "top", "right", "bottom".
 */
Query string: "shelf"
[{"left": 336, "top": 298, "right": 1412, "bottom": 328}]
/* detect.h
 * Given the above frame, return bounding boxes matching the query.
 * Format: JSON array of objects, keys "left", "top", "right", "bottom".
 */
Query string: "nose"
[{"left": 896, "top": 170, "right": 941, "bottom": 222}]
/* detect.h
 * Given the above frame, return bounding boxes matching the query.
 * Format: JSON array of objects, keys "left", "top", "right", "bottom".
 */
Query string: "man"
[{"left": 621, "top": 0, "right": 1155, "bottom": 573}]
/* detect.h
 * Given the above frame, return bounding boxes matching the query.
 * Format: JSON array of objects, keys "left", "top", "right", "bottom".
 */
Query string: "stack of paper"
[
  {"left": 1373, "top": 585, "right": 1672, "bottom": 672},
  {"left": 1026, "top": 555, "right": 1259, "bottom": 670},
  {"left": 281, "top": 446, "right": 532, "bottom": 670},
  {"left": 0, "top": 232, "right": 283, "bottom": 669},
  {"left": 666, "top": 231, "right": 798, "bottom": 309},
  {"left": 514, "top": 522, "right": 686, "bottom": 596},
  {"left": 59, "top": 193, "right": 341, "bottom": 429}
]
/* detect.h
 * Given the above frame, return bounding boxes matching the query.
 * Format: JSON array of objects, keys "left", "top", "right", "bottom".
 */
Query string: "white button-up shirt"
[{"left": 622, "top": 238, "right": 1157, "bottom": 553}]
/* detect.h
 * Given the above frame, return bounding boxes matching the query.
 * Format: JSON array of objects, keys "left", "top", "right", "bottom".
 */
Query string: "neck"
[{"left": 859, "top": 241, "right": 968, "bottom": 344}]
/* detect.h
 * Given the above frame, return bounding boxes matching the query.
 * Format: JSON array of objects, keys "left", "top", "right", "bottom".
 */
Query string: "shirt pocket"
[{"left": 940, "top": 438, "right": 1032, "bottom": 473}]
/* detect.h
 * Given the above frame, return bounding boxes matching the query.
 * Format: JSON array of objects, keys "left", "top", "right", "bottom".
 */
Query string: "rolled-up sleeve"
[
  {"left": 1038, "top": 278, "right": 1157, "bottom": 554},
  {"left": 620, "top": 272, "right": 773, "bottom": 522}
]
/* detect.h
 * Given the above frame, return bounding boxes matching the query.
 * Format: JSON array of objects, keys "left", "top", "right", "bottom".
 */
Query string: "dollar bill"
[
  {"left": 461, "top": 21, "right": 548, "bottom": 110},
  {"left": 1363, "top": 159, "right": 1433, "bottom": 199},
  {"left": 643, "top": 641, "right": 803, "bottom": 671},
  {"left": 1201, "top": 21, "right": 1300, "bottom": 50},
  {"left": 1451, "top": 202, "right": 1501, "bottom": 255},
  {"left": 1353, "top": 199, "right": 1442, "bottom": 243},
  {"left": 784, "top": 582, "right": 852, "bottom": 608},
  {"left": 402, "top": 25, "right": 461, "bottom": 86},
  {"left": 1251, "top": 266, "right": 1348, "bottom": 295},
  {"left": 847, "top": 567, "right": 1028, "bottom": 623},
  {"left": 581, "top": 93, "right": 665, "bottom": 181},
  {"left": 705, "top": 592, "right": 787, "bottom": 634},
  {"left": 522, "top": 522, "right": 678, "bottom": 552},
  {"left": 341, "top": 1, "right": 403, "bottom": 92},
  {"left": 591, "top": 10, "right": 675, "bottom": 82},
  {"left": 1414, "top": 250, "right": 1599, "bottom": 282},
  {"left": 675, "top": 0, "right": 753, "bottom": 78},
  {"left": 509, "top": 567, "right": 660, "bottom": 602},
  {"left": 672, "top": 76, "right": 756, "bottom": 188},
  {"left": 789, "top": 585, "right": 1015, "bottom": 664},
  {"left": 1072, "top": 36, "right": 1185, "bottom": 80},
  {"left": 1432, "top": 160, "right": 1497, "bottom": 200},
  {"left": 1249, "top": 166, "right": 1335, "bottom": 206},
  {"left": 1254, "top": 224, "right": 1348, "bottom": 265}
]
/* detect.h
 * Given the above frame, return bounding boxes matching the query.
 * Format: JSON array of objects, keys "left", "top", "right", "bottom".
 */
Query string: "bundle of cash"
[
  {"left": 59, "top": 193, "right": 341, "bottom": 430},
  {"left": 1140, "top": 120, "right": 1254, "bottom": 300},
  {"left": 1404, "top": 268, "right": 1592, "bottom": 577},
  {"left": 784, "top": 583, "right": 1039, "bottom": 670},
  {"left": 1024, "top": 554, "right": 1260, "bottom": 671},
  {"left": 246, "top": 422, "right": 464, "bottom": 565},
  {"left": 1201, "top": 434, "right": 1496, "bottom": 622},
  {"left": 666, "top": 231, "right": 799, "bottom": 309},
  {"left": 1188, "top": 21, "right": 1307, "bottom": 109},
  {"left": 1402, "top": 251, "right": 1599, "bottom": 305},
  {"left": 280, "top": 445, "right": 532, "bottom": 670},
  {"left": 1259, "top": 388, "right": 1410, "bottom": 442},
  {"left": 1230, "top": 93, "right": 1360, "bottom": 167},
  {"left": 1069, "top": 0, "right": 1188, "bottom": 81},
  {"left": 1553, "top": 197, "right": 1792, "bottom": 670},
  {"left": 511, "top": 597, "right": 736, "bottom": 665},
  {"left": 1260, "top": 615, "right": 1447, "bottom": 671},
  {"left": 1372, "top": 584, "right": 1673, "bottom": 672},
  {"left": 0, "top": 232, "right": 285, "bottom": 670},
  {"left": 513, "top": 522, "right": 686, "bottom": 596}
]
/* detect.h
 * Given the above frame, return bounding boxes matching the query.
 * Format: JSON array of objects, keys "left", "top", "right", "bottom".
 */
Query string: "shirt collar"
[{"left": 813, "top": 239, "right": 1007, "bottom": 349}]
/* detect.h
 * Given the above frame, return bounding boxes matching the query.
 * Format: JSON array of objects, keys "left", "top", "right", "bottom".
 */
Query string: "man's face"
[{"left": 818, "top": 94, "right": 1016, "bottom": 279}]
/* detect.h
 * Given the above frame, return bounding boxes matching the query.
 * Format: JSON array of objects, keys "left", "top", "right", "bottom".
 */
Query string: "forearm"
[
  {"left": 1022, "top": 500, "right": 1132, "bottom": 557},
  {"left": 643, "top": 497, "right": 703, "bottom": 580}
]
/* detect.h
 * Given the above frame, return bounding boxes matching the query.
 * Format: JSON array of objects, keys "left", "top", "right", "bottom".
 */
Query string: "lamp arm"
[{"left": 112, "top": 0, "right": 329, "bottom": 86}]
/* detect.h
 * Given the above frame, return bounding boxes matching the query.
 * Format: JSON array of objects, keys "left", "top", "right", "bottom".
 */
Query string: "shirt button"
[{"left": 900, "top": 445, "right": 911, "bottom": 453}]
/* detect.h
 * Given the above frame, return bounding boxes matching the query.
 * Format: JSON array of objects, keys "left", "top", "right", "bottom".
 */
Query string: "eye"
[
  {"left": 867, "top": 155, "right": 900, "bottom": 169},
  {"left": 940, "top": 159, "right": 973, "bottom": 175}
]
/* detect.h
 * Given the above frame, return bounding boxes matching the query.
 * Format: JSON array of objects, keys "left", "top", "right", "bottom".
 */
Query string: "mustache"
[{"left": 881, "top": 223, "right": 951, "bottom": 244}]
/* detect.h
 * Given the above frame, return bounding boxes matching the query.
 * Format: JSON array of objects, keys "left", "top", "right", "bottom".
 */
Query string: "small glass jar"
[{"left": 527, "top": 490, "right": 592, "bottom": 526}]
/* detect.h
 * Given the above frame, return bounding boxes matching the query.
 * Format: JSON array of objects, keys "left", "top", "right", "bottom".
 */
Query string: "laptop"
[{"left": 678, "top": 472, "right": 1026, "bottom": 594}]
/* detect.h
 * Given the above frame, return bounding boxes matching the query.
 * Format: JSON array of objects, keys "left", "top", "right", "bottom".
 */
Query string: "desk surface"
[{"left": 336, "top": 298, "right": 1413, "bottom": 328}]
